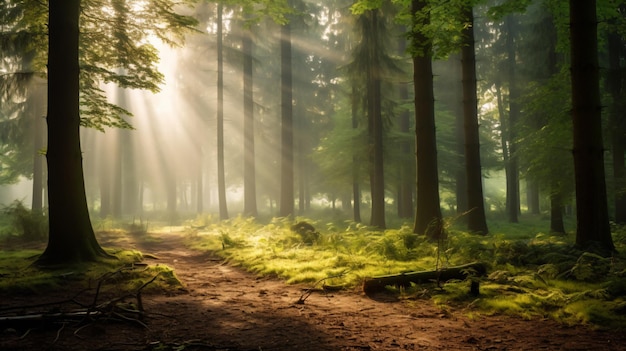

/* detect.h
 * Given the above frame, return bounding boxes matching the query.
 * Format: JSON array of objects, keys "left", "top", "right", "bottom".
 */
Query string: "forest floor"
[{"left": 2, "top": 231, "right": 626, "bottom": 351}]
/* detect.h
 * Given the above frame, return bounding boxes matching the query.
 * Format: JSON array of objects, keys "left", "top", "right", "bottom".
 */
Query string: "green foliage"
[
  {"left": 0, "top": 0, "right": 198, "bottom": 131},
  {"left": 1, "top": 200, "right": 47, "bottom": 240}
]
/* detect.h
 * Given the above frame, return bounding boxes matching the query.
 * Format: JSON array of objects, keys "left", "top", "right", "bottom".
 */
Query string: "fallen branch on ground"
[
  {"left": 0, "top": 266, "right": 163, "bottom": 342},
  {"left": 362, "top": 262, "right": 487, "bottom": 294},
  {"left": 295, "top": 270, "right": 349, "bottom": 304}
]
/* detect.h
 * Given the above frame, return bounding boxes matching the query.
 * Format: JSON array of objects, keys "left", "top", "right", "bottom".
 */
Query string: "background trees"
[{"left": 0, "top": 0, "right": 623, "bottom": 253}]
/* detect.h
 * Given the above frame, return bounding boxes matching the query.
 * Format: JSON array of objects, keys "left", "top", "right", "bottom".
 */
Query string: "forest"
[{"left": 1, "top": 0, "right": 626, "bottom": 350}]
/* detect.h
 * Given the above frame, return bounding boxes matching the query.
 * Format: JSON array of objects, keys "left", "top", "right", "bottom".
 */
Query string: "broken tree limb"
[{"left": 362, "top": 262, "right": 487, "bottom": 294}]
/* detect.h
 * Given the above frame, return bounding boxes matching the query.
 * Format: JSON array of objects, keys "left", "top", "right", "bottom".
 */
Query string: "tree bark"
[
  {"left": 243, "top": 24, "right": 257, "bottom": 218},
  {"left": 569, "top": 0, "right": 614, "bottom": 252},
  {"left": 504, "top": 16, "right": 519, "bottom": 223},
  {"left": 30, "top": 80, "right": 46, "bottom": 213},
  {"left": 351, "top": 84, "right": 362, "bottom": 223},
  {"left": 411, "top": 0, "right": 442, "bottom": 239},
  {"left": 607, "top": 32, "right": 626, "bottom": 224},
  {"left": 461, "top": 6, "right": 489, "bottom": 235},
  {"left": 38, "top": 0, "right": 109, "bottom": 264},
  {"left": 366, "top": 10, "right": 386, "bottom": 229},
  {"left": 217, "top": 4, "right": 229, "bottom": 220},
  {"left": 397, "top": 29, "right": 413, "bottom": 220},
  {"left": 280, "top": 17, "right": 295, "bottom": 218},
  {"left": 452, "top": 54, "right": 467, "bottom": 217}
]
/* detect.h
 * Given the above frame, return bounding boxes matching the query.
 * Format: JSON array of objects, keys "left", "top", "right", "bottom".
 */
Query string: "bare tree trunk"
[
  {"left": 38, "top": 0, "right": 109, "bottom": 264},
  {"left": 217, "top": 3, "right": 228, "bottom": 220},
  {"left": 366, "top": 10, "right": 386, "bottom": 229},
  {"left": 351, "top": 84, "right": 362, "bottom": 223},
  {"left": 280, "top": 18, "right": 294, "bottom": 217},
  {"left": 461, "top": 6, "right": 488, "bottom": 235},
  {"left": 243, "top": 25, "right": 257, "bottom": 217},
  {"left": 411, "top": 0, "right": 442, "bottom": 239},
  {"left": 607, "top": 32, "right": 626, "bottom": 224},
  {"left": 31, "top": 80, "right": 46, "bottom": 213},
  {"left": 570, "top": 0, "right": 614, "bottom": 252}
]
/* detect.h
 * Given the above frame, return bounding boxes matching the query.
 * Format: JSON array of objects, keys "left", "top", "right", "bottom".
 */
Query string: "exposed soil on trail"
[{"left": 2, "top": 231, "right": 625, "bottom": 351}]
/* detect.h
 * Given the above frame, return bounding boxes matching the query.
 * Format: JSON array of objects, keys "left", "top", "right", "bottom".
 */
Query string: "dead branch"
[
  {"left": 362, "top": 262, "right": 487, "bottom": 294},
  {"left": 0, "top": 269, "right": 163, "bottom": 339},
  {"left": 296, "top": 270, "right": 349, "bottom": 304}
]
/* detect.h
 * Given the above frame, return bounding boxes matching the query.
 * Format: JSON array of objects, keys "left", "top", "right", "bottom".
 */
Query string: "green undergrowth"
[
  {"left": 185, "top": 215, "right": 626, "bottom": 330},
  {"left": 0, "top": 247, "right": 182, "bottom": 296}
]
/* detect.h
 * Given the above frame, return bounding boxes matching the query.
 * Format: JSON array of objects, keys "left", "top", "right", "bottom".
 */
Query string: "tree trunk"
[
  {"left": 550, "top": 181, "right": 565, "bottom": 233},
  {"left": 38, "top": 0, "right": 109, "bottom": 264},
  {"left": 607, "top": 32, "right": 626, "bottom": 224},
  {"left": 504, "top": 16, "right": 519, "bottom": 223},
  {"left": 569, "top": 0, "right": 614, "bottom": 252},
  {"left": 452, "top": 54, "right": 467, "bottom": 217},
  {"left": 366, "top": 10, "right": 386, "bottom": 229},
  {"left": 216, "top": 4, "right": 229, "bottom": 220},
  {"left": 411, "top": 0, "right": 442, "bottom": 239},
  {"left": 112, "top": 130, "right": 122, "bottom": 218},
  {"left": 31, "top": 80, "right": 46, "bottom": 213},
  {"left": 243, "top": 25, "right": 257, "bottom": 217},
  {"left": 351, "top": 84, "right": 362, "bottom": 223},
  {"left": 397, "top": 30, "right": 413, "bottom": 220},
  {"left": 461, "top": 6, "right": 489, "bottom": 235},
  {"left": 526, "top": 180, "right": 540, "bottom": 215},
  {"left": 280, "top": 18, "right": 295, "bottom": 217}
]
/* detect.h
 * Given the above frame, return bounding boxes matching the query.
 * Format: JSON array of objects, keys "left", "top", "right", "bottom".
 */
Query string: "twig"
[
  {"left": 296, "top": 270, "right": 349, "bottom": 304},
  {"left": 52, "top": 322, "right": 66, "bottom": 344}
]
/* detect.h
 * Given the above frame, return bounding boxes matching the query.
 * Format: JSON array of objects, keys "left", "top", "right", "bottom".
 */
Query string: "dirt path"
[{"left": 2, "top": 232, "right": 625, "bottom": 350}]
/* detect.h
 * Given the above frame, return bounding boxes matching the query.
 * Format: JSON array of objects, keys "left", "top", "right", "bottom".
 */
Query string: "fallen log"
[{"left": 362, "top": 262, "right": 487, "bottom": 294}]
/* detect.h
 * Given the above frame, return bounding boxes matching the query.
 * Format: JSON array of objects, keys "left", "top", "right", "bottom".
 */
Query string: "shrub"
[{"left": 2, "top": 200, "right": 48, "bottom": 241}]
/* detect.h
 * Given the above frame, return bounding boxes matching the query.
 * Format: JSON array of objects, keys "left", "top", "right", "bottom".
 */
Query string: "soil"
[{"left": 1, "top": 231, "right": 625, "bottom": 351}]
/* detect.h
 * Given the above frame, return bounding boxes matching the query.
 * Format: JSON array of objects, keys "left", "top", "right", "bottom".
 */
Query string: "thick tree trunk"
[
  {"left": 411, "top": 0, "right": 442, "bottom": 239},
  {"left": 38, "top": 0, "right": 109, "bottom": 264},
  {"left": 461, "top": 6, "right": 489, "bottom": 235},
  {"left": 280, "top": 19, "right": 294, "bottom": 217},
  {"left": 243, "top": 26, "right": 257, "bottom": 217},
  {"left": 569, "top": 0, "right": 614, "bottom": 252}
]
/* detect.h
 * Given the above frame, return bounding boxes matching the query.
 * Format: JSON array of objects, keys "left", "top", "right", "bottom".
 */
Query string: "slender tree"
[
  {"left": 569, "top": 0, "right": 614, "bottom": 252},
  {"left": 364, "top": 9, "right": 386, "bottom": 229},
  {"left": 411, "top": 0, "right": 443, "bottom": 239},
  {"left": 242, "top": 18, "right": 258, "bottom": 217},
  {"left": 217, "top": 3, "right": 229, "bottom": 220},
  {"left": 461, "top": 5, "right": 488, "bottom": 235},
  {"left": 280, "top": 15, "right": 295, "bottom": 217},
  {"left": 504, "top": 15, "right": 519, "bottom": 223}
]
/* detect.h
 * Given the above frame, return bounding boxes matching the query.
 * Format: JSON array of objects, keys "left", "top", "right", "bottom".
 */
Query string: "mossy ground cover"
[
  {"left": 185, "top": 215, "right": 626, "bottom": 330},
  {"left": 2, "top": 207, "right": 625, "bottom": 330},
  {"left": 0, "top": 228, "right": 182, "bottom": 297}
]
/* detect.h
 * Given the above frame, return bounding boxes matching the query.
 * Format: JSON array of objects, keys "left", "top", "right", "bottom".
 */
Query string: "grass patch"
[
  {"left": 186, "top": 215, "right": 626, "bottom": 330},
  {"left": 0, "top": 247, "right": 182, "bottom": 296}
]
